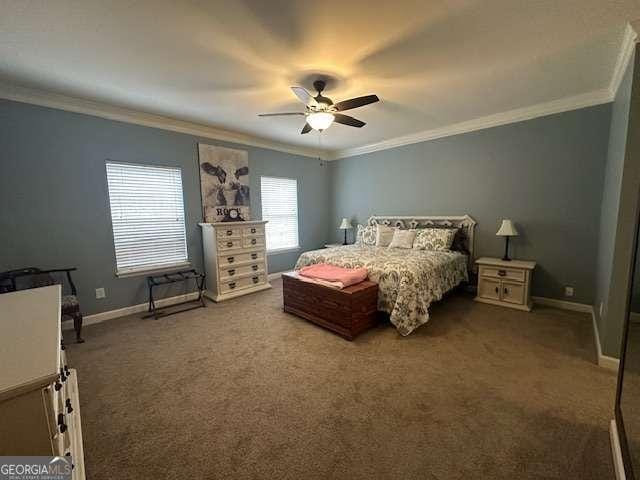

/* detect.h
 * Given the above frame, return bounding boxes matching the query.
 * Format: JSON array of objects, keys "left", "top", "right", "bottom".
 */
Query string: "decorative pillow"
[
  {"left": 375, "top": 224, "right": 396, "bottom": 247},
  {"left": 413, "top": 228, "right": 457, "bottom": 251},
  {"left": 388, "top": 229, "right": 417, "bottom": 249},
  {"left": 355, "top": 224, "right": 376, "bottom": 246}
]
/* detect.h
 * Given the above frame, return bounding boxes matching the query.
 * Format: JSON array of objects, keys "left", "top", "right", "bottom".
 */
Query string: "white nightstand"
[
  {"left": 324, "top": 243, "right": 343, "bottom": 248},
  {"left": 474, "top": 257, "right": 536, "bottom": 311}
]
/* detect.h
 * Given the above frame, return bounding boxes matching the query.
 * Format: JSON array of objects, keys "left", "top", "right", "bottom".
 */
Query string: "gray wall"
[
  {"left": 0, "top": 96, "right": 619, "bottom": 324},
  {"left": 328, "top": 104, "right": 612, "bottom": 305},
  {"left": 0, "top": 99, "right": 329, "bottom": 315},
  {"left": 595, "top": 48, "right": 636, "bottom": 357},
  {"left": 598, "top": 48, "right": 640, "bottom": 357}
]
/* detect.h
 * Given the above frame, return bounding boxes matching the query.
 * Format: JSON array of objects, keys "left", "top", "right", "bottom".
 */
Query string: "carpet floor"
[{"left": 66, "top": 279, "right": 617, "bottom": 480}]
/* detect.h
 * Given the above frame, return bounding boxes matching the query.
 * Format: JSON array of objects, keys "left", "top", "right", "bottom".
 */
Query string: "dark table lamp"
[
  {"left": 496, "top": 219, "right": 519, "bottom": 261},
  {"left": 339, "top": 218, "right": 353, "bottom": 245}
]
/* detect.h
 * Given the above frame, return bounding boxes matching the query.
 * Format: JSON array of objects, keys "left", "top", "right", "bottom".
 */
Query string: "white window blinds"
[
  {"left": 260, "top": 176, "right": 299, "bottom": 252},
  {"left": 106, "top": 162, "right": 189, "bottom": 275}
]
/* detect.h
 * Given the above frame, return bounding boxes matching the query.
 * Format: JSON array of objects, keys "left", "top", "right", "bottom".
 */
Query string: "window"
[
  {"left": 261, "top": 176, "right": 299, "bottom": 252},
  {"left": 106, "top": 161, "right": 189, "bottom": 276}
]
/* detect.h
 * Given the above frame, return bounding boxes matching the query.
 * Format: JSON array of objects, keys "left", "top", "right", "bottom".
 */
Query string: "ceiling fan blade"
[
  {"left": 291, "top": 86, "right": 318, "bottom": 107},
  {"left": 301, "top": 122, "right": 312, "bottom": 134},
  {"left": 258, "top": 112, "right": 305, "bottom": 117},
  {"left": 333, "top": 94, "right": 379, "bottom": 112},
  {"left": 333, "top": 113, "right": 366, "bottom": 128}
]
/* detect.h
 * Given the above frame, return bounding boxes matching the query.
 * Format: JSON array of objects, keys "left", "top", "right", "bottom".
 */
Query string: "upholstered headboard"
[{"left": 367, "top": 215, "right": 478, "bottom": 269}]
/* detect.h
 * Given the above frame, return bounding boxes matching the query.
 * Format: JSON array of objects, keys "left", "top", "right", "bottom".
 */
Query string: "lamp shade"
[
  {"left": 339, "top": 218, "right": 353, "bottom": 230},
  {"left": 496, "top": 219, "right": 518, "bottom": 237}
]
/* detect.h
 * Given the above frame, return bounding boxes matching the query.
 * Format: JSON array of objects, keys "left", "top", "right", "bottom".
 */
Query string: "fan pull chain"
[{"left": 318, "top": 130, "right": 324, "bottom": 167}]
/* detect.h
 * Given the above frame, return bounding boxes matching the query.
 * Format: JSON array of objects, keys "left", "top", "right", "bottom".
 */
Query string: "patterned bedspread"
[{"left": 295, "top": 245, "right": 468, "bottom": 335}]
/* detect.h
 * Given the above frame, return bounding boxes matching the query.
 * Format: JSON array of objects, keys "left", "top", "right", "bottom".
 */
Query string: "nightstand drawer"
[
  {"left": 501, "top": 281, "right": 525, "bottom": 305},
  {"left": 480, "top": 266, "right": 525, "bottom": 283},
  {"left": 478, "top": 278, "right": 501, "bottom": 300}
]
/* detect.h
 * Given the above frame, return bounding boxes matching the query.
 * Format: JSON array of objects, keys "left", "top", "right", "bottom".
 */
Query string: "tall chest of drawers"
[
  {"left": 199, "top": 220, "right": 272, "bottom": 302},
  {"left": 0, "top": 285, "right": 85, "bottom": 479}
]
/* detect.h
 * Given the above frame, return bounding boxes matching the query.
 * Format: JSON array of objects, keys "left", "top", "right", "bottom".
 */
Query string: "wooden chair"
[{"left": 0, "top": 267, "right": 84, "bottom": 343}]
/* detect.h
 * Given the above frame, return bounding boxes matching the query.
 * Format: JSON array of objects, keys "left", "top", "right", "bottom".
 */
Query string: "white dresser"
[
  {"left": 474, "top": 257, "right": 536, "bottom": 311},
  {"left": 199, "top": 220, "right": 271, "bottom": 302},
  {"left": 0, "top": 285, "right": 85, "bottom": 479}
]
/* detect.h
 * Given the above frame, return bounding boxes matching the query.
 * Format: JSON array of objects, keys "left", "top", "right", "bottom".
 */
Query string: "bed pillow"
[
  {"left": 375, "top": 224, "right": 396, "bottom": 247},
  {"left": 355, "top": 224, "right": 377, "bottom": 246},
  {"left": 413, "top": 228, "right": 457, "bottom": 251},
  {"left": 388, "top": 229, "right": 417, "bottom": 249}
]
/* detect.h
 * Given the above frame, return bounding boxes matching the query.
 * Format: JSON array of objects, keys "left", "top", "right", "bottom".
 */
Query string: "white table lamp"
[
  {"left": 496, "top": 219, "right": 519, "bottom": 261},
  {"left": 339, "top": 218, "right": 353, "bottom": 245}
]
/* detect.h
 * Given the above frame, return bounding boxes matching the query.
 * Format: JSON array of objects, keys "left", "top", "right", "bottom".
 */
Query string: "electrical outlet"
[
  {"left": 564, "top": 286, "right": 574, "bottom": 297},
  {"left": 95, "top": 287, "right": 106, "bottom": 299}
]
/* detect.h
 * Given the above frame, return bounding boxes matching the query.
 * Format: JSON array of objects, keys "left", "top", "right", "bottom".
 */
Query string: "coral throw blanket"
[{"left": 298, "top": 263, "right": 368, "bottom": 289}]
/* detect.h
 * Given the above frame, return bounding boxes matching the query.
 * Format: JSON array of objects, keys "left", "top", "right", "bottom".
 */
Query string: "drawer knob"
[
  {"left": 252, "top": 276, "right": 259, "bottom": 284},
  {"left": 65, "top": 398, "right": 73, "bottom": 414},
  {"left": 227, "top": 241, "right": 233, "bottom": 247},
  {"left": 494, "top": 286, "right": 499, "bottom": 294},
  {"left": 226, "top": 230, "right": 232, "bottom": 236},
  {"left": 58, "top": 413, "right": 67, "bottom": 433},
  {"left": 64, "top": 365, "right": 70, "bottom": 377},
  {"left": 498, "top": 270, "right": 506, "bottom": 277},
  {"left": 54, "top": 381, "right": 62, "bottom": 391},
  {"left": 229, "top": 282, "right": 236, "bottom": 289},
  {"left": 251, "top": 238, "right": 257, "bottom": 245},
  {"left": 228, "top": 269, "right": 235, "bottom": 276},
  {"left": 60, "top": 368, "right": 67, "bottom": 382},
  {"left": 251, "top": 253, "right": 257, "bottom": 260},
  {"left": 227, "top": 256, "right": 234, "bottom": 263},
  {"left": 251, "top": 228, "right": 256, "bottom": 233},
  {"left": 252, "top": 265, "right": 258, "bottom": 271}
]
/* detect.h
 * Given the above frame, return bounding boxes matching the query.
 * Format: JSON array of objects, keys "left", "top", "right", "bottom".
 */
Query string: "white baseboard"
[
  {"left": 532, "top": 296, "right": 592, "bottom": 313},
  {"left": 61, "top": 291, "right": 200, "bottom": 330},
  {"left": 591, "top": 308, "right": 620, "bottom": 371},
  {"left": 532, "top": 296, "right": 619, "bottom": 371},
  {"left": 63, "top": 272, "right": 291, "bottom": 330},
  {"left": 610, "top": 419, "right": 627, "bottom": 480}
]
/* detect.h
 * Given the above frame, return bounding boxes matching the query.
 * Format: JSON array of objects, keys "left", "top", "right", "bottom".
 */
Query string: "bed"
[{"left": 294, "top": 215, "right": 477, "bottom": 336}]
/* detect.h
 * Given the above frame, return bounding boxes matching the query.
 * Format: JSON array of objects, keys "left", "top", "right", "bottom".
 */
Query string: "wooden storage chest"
[{"left": 282, "top": 271, "right": 378, "bottom": 340}]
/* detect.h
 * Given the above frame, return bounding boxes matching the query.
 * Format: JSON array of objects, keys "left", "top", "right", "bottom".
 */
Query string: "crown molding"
[
  {"left": 328, "top": 88, "right": 613, "bottom": 160},
  {"left": 0, "top": 81, "right": 323, "bottom": 159},
  {"left": 609, "top": 21, "right": 638, "bottom": 99},
  {"left": 4, "top": 21, "right": 639, "bottom": 162}
]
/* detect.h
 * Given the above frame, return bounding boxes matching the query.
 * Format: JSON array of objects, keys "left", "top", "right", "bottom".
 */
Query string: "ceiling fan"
[{"left": 258, "top": 80, "right": 379, "bottom": 134}]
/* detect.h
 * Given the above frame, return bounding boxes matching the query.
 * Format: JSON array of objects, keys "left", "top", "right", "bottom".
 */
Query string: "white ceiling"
[{"left": 1, "top": 0, "right": 640, "bottom": 157}]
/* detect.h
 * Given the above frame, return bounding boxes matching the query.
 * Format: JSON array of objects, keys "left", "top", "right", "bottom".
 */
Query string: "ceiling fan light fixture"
[{"left": 307, "top": 112, "right": 335, "bottom": 131}]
